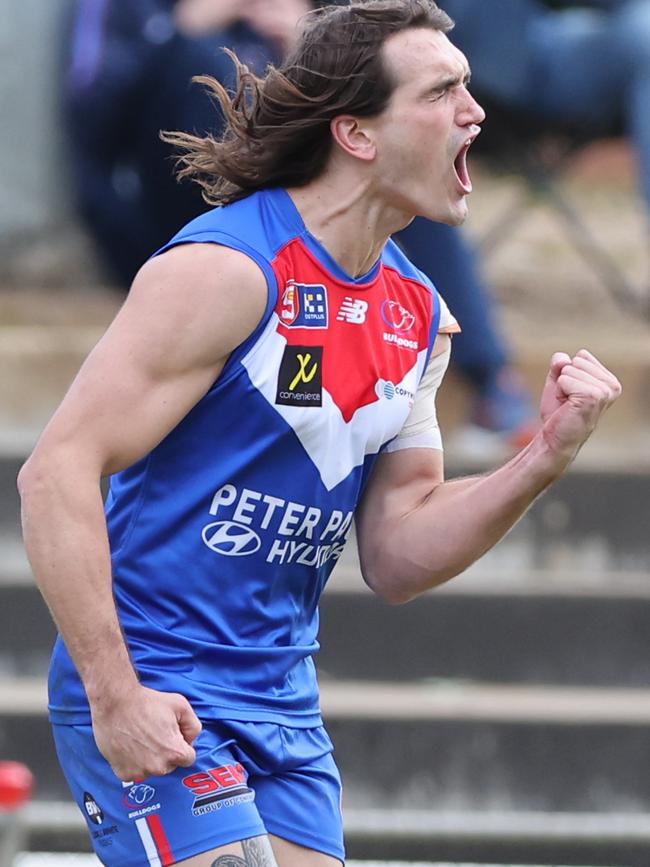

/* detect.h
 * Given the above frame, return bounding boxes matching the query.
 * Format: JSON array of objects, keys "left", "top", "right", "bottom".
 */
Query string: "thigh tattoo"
[{"left": 212, "top": 835, "right": 277, "bottom": 867}]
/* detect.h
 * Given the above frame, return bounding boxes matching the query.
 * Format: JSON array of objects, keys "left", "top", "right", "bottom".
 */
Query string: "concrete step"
[
  {"left": 15, "top": 858, "right": 604, "bottom": 867},
  {"left": 346, "top": 465, "right": 650, "bottom": 577},
  {"left": 8, "top": 861, "right": 612, "bottom": 867},
  {"left": 17, "top": 856, "right": 97, "bottom": 866},
  {"left": 5, "top": 579, "right": 650, "bottom": 687},
  {"left": 9, "top": 678, "right": 650, "bottom": 724},
  {"left": 320, "top": 683, "right": 650, "bottom": 818},
  {"left": 4, "top": 678, "right": 650, "bottom": 815},
  {"left": 4, "top": 458, "right": 650, "bottom": 579},
  {"left": 0, "top": 290, "right": 120, "bottom": 458},
  {"left": 317, "top": 587, "right": 650, "bottom": 687},
  {"left": 343, "top": 808, "right": 650, "bottom": 865},
  {"left": 0, "top": 284, "right": 649, "bottom": 470},
  {"left": 0, "top": 585, "right": 53, "bottom": 677},
  {"left": 14, "top": 801, "right": 650, "bottom": 866}
]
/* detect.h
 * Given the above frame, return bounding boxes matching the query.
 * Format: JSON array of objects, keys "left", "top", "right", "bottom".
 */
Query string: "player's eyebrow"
[{"left": 425, "top": 67, "right": 472, "bottom": 95}]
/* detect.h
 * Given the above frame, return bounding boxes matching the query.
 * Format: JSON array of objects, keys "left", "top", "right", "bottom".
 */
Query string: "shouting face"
[{"left": 368, "top": 27, "right": 485, "bottom": 226}]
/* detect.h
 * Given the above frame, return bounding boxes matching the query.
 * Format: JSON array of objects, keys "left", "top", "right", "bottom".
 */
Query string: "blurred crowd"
[{"left": 63, "top": 0, "right": 650, "bottom": 453}]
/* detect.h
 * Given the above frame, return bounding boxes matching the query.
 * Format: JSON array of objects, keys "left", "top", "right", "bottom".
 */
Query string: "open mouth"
[{"left": 454, "top": 139, "right": 474, "bottom": 194}]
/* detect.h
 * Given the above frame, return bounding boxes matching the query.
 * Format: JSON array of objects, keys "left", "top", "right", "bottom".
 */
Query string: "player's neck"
[{"left": 287, "top": 172, "right": 412, "bottom": 279}]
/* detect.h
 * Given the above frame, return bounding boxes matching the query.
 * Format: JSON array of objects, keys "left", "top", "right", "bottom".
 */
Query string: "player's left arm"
[{"left": 356, "top": 346, "right": 622, "bottom": 604}]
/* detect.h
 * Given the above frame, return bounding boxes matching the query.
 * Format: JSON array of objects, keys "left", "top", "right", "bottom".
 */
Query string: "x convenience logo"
[{"left": 276, "top": 345, "right": 323, "bottom": 408}]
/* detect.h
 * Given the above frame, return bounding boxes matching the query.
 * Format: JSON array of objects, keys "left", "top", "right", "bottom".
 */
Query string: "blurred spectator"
[
  {"left": 64, "top": 0, "right": 536, "bottom": 455},
  {"left": 442, "top": 0, "right": 650, "bottom": 224},
  {"left": 65, "top": 0, "right": 275, "bottom": 284}
]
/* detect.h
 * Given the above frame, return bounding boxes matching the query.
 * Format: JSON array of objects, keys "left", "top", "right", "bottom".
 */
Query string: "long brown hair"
[{"left": 162, "top": 1, "right": 453, "bottom": 206}]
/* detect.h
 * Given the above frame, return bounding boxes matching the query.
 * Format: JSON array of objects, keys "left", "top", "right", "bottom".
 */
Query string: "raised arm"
[
  {"left": 356, "top": 348, "right": 621, "bottom": 604},
  {"left": 17, "top": 242, "right": 267, "bottom": 779}
]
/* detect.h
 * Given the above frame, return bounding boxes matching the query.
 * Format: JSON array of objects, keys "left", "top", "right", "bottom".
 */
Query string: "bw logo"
[
  {"left": 276, "top": 345, "right": 323, "bottom": 408},
  {"left": 83, "top": 792, "right": 104, "bottom": 826}
]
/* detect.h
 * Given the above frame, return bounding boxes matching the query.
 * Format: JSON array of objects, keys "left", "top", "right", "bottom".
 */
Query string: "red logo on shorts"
[{"left": 182, "top": 764, "right": 254, "bottom": 816}]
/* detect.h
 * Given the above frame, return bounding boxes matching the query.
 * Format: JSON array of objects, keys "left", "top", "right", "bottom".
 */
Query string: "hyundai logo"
[{"left": 202, "top": 521, "right": 262, "bottom": 556}]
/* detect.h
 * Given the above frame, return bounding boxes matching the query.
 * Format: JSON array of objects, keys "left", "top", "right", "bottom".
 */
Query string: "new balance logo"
[{"left": 337, "top": 297, "right": 368, "bottom": 325}]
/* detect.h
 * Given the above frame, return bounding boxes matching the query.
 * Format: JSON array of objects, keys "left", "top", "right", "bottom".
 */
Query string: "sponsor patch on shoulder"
[{"left": 280, "top": 281, "right": 328, "bottom": 328}]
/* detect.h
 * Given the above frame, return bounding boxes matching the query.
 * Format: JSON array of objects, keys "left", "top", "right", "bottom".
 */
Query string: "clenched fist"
[
  {"left": 91, "top": 684, "right": 202, "bottom": 781},
  {"left": 538, "top": 349, "right": 622, "bottom": 464}
]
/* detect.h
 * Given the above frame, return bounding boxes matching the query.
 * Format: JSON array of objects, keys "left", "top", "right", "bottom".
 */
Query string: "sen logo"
[
  {"left": 182, "top": 764, "right": 253, "bottom": 815},
  {"left": 183, "top": 763, "right": 248, "bottom": 796}
]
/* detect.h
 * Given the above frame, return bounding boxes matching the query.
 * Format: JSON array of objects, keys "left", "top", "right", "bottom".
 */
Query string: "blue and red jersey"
[{"left": 48, "top": 187, "right": 441, "bottom": 726}]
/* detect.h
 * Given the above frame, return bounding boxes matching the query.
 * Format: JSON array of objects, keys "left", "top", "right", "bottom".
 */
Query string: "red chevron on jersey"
[{"left": 272, "top": 238, "right": 432, "bottom": 423}]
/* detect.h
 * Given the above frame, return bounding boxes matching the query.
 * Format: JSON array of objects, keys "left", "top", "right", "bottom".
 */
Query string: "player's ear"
[{"left": 330, "top": 115, "right": 376, "bottom": 162}]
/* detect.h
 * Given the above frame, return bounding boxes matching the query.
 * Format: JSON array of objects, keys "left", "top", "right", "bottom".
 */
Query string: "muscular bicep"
[
  {"left": 356, "top": 446, "right": 445, "bottom": 594},
  {"left": 355, "top": 332, "right": 451, "bottom": 592},
  {"left": 33, "top": 243, "right": 268, "bottom": 477}
]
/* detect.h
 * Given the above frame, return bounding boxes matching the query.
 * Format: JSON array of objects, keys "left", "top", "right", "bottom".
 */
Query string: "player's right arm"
[{"left": 17, "top": 242, "right": 268, "bottom": 780}]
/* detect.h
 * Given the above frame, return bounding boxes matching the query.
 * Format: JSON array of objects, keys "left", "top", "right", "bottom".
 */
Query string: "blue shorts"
[{"left": 52, "top": 719, "right": 344, "bottom": 866}]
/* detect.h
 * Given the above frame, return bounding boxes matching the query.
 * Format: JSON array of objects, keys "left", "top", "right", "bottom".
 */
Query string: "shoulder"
[
  {"left": 125, "top": 242, "right": 268, "bottom": 367},
  {"left": 145, "top": 238, "right": 266, "bottom": 279},
  {"left": 136, "top": 240, "right": 267, "bottom": 303}
]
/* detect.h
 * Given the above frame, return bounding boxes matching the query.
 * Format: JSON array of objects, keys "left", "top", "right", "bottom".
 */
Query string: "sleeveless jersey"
[{"left": 48, "top": 188, "right": 441, "bottom": 726}]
